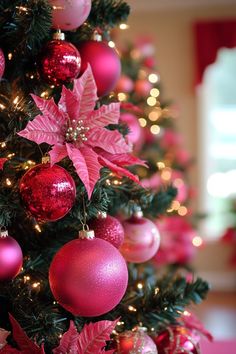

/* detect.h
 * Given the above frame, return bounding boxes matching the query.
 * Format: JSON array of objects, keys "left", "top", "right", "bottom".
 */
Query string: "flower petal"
[
  {"left": 31, "top": 94, "right": 65, "bottom": 125},
  {"left": 58, "top": 86, "right": 80, "bottom": 122},
  {"left": 89, "top": 102, "right": 120, "bottom": 127},
  {"left": 18, "top": 114, "right": 64, "bottom": 145},
  {"left": 97, "top": 150, "right": 147, "bottom": 167},
  {"left": 87, "top": 127, "right": 131, "bottom": 154},
  {"left": 98, "top": 155, "right": 141, "bottom": 185},
  {"left": 66, "top": 143, "right": 101, "bottom": 198},
  {"left": 73, "top": 65, "right": 98, "bottom": 118},
  {"left": 49, "top": 144, "right": 68, "bottom": 165}
]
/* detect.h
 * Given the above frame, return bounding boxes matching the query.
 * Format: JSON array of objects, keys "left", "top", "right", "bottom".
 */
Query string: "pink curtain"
[{"left": 193, "top": 19, "right": 236, "bottom": 85}]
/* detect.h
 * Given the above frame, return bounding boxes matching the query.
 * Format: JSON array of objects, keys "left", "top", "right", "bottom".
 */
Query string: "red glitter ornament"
[
  {"left": 19, "top": 163, "right": 76, "bottom": 221},
  {"left": 88, "top": 213, "right": 124, "bottom": 248},
  {"left": 0, "top": 49, "right": 5, "bottom": 79},
  {"left": 0, "top": 229, "right": 23, "bottom": 281},
  {"left": 40, "top": 32, "right": 81, "bottom": 86},
  {"left": 154, "top": 326, "right": 200, "bottom": 354},
  {"left": 49, "top": 230, "right": 128, "bottom": 317},
  {"left": 116, "top": 328, "right": 157, "bottom": 354},
  {"left": 78, "top": 40, "right": 121, "bottom": 96}
]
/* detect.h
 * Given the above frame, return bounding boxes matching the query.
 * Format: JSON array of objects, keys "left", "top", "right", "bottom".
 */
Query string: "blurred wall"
[{"left": 119, "top": 3, "right": 236, "bottom": 290}]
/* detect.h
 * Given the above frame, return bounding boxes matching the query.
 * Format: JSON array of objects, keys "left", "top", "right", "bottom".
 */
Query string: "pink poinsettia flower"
[{"left": 18, "top": 66, "right": 144, "bottom": 198}]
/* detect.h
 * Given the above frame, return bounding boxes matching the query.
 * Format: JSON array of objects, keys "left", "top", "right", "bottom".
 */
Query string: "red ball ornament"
[
  {"left": 88, "top": 213, "right": 124, "bottom": 248},
  {"left": 134, "top": 79, "right": 152, "bottom": 97},
  {"left": 117, "top": 328, "right": 158, "bottom": 354},
  {"left": 115, "top": 75, "right": 134, "bottom": 93},
  {"left": 0, "top": 230, "right": 23, "bottom": 281},
  {"left": 40, "top": 32, "right": 81, "bottom": 86},
  {"left": 19, "top": 163, "right": 76, "bottom": 221},
  {"left": 154, "top": 327, "right": 200, "bottom": 354},
  {"left": 0, "top": 49, "right": 5, "bottom": 79},
  {"left": 49, "top": 0, "right": 91, "bottom": 31},
  {"left": 120, "top": 212, "right": 160, "bottom": 263},
  {"left": 49, "top": 231, "right": 128, "bottom": 317},
  {"left": 120, "top": 113, "right": 142, "bottom": 145},
  {"left": 78, "top": 40, "right": 121, "bottom": 96}
]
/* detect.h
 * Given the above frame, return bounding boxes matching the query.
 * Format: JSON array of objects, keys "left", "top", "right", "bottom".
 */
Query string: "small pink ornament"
[
  {"left": 120, "top": 113, "right": 142, "bottom": 145},
  {"left": 117, "top": 328, "right": 157, "bottom": 354},
  {"left": 120, "top": 212, "right": 160, "bottom": 263},
  {"left": 78, "top": 40, "right": 121, "bottom": 96},
  {"left": 49, "top": 230, "right": 128, "bottom": 317},
  {"left": 115, "top": 75, "right": 134, "bottom": 93},
  {"left": 40, "top": 33, "right": 81, "bottom": 86},
  {"left": 19, "top": 163, "right": 76, "bottom": 221},
  {"left": 134, "top": 79, "right": 152, "bottom": 97},
  {"left": 0, "top": 49, "right": 5, "bottom": 79},
  {"left": 49, "top": 0, "right": 91, "bottom": 31},
  {"left": 154, "top": 326, "right": 200, "bottom": 354},
  {"left": 0, "top": 230, "right": 23, "bottom": 281},
  {"left": 88, "top": 214, "right": 124, "bottom": 248}
]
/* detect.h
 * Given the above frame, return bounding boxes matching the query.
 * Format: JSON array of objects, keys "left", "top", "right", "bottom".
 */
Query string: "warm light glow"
[
  {"left": 119, "top": 23, "right": 129, "bottom": 30},
  {"left": 137, "top": 282, "right": 143, "bottom": 290},
  {"left": 147, "top": 97, "right": 157, "bottom": 106},
  {"left": 157, "top": 162, "right": 165, "bottom": 170},
  {"left": 40, "top": 91, "right": 48, "bottom": 98},
  {"left": 13, "top": 96, "right": 19, "bottom": 105},
  {"left": 139, "top": 118, "right": 147, "bottom": 127},
  {"left": 35, "top": 224, "right": 42, "bottom": 233},
  {"left": 154, "top": 287, "right": 160, "bottom": 295},
  {"left": 0, "top": 103, "right": 6, "bottom": 110},
  {"left": 108, "top": 41, "right": 115, "bottom": 48},
  {"left": 150, "top": 124, "right": 160, "bottom": 135},
  {"left": 24, "top": 275, "right": 30, "bottom": 282},
  {"left": 148, "top": 110, "right": 160, "bottom": 121},
  {"left": 117, "top": 92, "right": 127, "bottom": 102},
  {"left": 6, "top": 178, "right": 12, "bottom": 186},
  {"left": 161, "top": 168, "right": 172, "bottom": 181},
  {"left": 178, "top": 206, "right": 188, "bottom": 216},
  {"left": 7, "top": 153, "right": 15, "bottom": 158},
  {"left": 32, "top": 282, "right": 40, "bottom": 288},
  {"left": 150, "top": 88, "right": 160, "bottom": 97},
  {"left": 183, "top": 310, "right": 191, "bottom": 317},
  {"left": 0, "top": 142, "right": 6, "bottom": 148},
  {"left": 192, "top": 236, "right": 203, "bottom": 247},
  {"left": 128, "top": 305, "right": 137, "bottom": 312},
  {"left": 148, "top": 73, "right": 159, "bottom": 83},
  {"left": 171, "top": 200, "right": 181, "bottom": 210},
  {"left": 173, "top": 178, "right": 184, "bottom": 187},
  {"left": 8, "top": 53, "right": 13, "bottom": 60}
]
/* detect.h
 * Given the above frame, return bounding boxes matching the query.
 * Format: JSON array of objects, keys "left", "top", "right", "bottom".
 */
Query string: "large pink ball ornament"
[
  {"left": 49, "top": 0, "right": 91, "bottom": 31},
  {"left": 0, "top": 230, "right": 23, "bottom": 281},
  {"left": 120, "top": 213, "right": 160, "bottom": 263},
  {"left": 0, "top": 49, "right": 5, "bottom": 79},
  {"left": 49, "top": 232, "right": 128, "bottom": 317},
  {"left": 40, "top": 33, "right": 81, "bottom": 86},
  {"left": 78, "top": 40, "right": 121, "bottom": 96},
  {"left": 19, "top": 163, "right": 76, "bottom": 222},
  {"left": 116, "top": 328, "right": 158, "bottom": 354}
]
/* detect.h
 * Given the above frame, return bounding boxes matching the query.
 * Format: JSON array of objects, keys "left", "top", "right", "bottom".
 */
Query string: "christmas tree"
[{"left": 0, "top": 1, "right": 210, "bottom": 353}]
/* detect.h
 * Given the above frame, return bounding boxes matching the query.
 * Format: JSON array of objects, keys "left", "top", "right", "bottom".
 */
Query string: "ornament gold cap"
[
  {"left": 97, "top": 211, "right": 107, "bottom": 219},
  {"left": 42, "top": 155, "right": 50, "bottom": 164},
  {"left": 0, "top": 226, "right": 8, "bottom": 238},
  {"left": 92, "top": 30, "right": 102, "bottom": 42},
  {"left": 53, "top": 30, "right": 65, "bottom": 41},
  {"left": 133, "top": 326, "right": 148, "bottom": 332},
  {"left": 79, "top": 228, "right": 95, "bottom": 240}
]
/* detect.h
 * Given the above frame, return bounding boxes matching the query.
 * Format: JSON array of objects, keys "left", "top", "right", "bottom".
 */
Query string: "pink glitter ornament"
[
  {"left": 49, "top": 230, "right": 128, "bottom": 317},
  {"left": 116, "top": 75, "right": 134, "bottom": 93},
  {"left": 117, "top": 328, "right": 157, "bottom": 354},
  {"left": 88, "top": 214, "right": 124, "bottom": 248},
  {"left": 120, "top": 212, "right": 160, "bottom": 263},
  {"left": 0, "top": 230, "right": 23, "bottom": 281},
  {"left": 49, "top": 0, "right": 91, "bottom": 31},
  {"left": 19, "top": 163, "right": 76, "bottom": 222}
]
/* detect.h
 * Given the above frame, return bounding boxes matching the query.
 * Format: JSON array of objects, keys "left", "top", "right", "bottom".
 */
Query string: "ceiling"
[{"left": 127, "top": 0, "right": 236, "bottom": 11}]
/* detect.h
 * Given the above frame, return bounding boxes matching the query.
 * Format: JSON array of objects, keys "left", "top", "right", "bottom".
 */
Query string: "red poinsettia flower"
[
  {"left": 18, "top": 66, "right": 144, "bottom": 198},
  {"left": 0, "top": 158, "right": 7, "bottom": 170}
]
